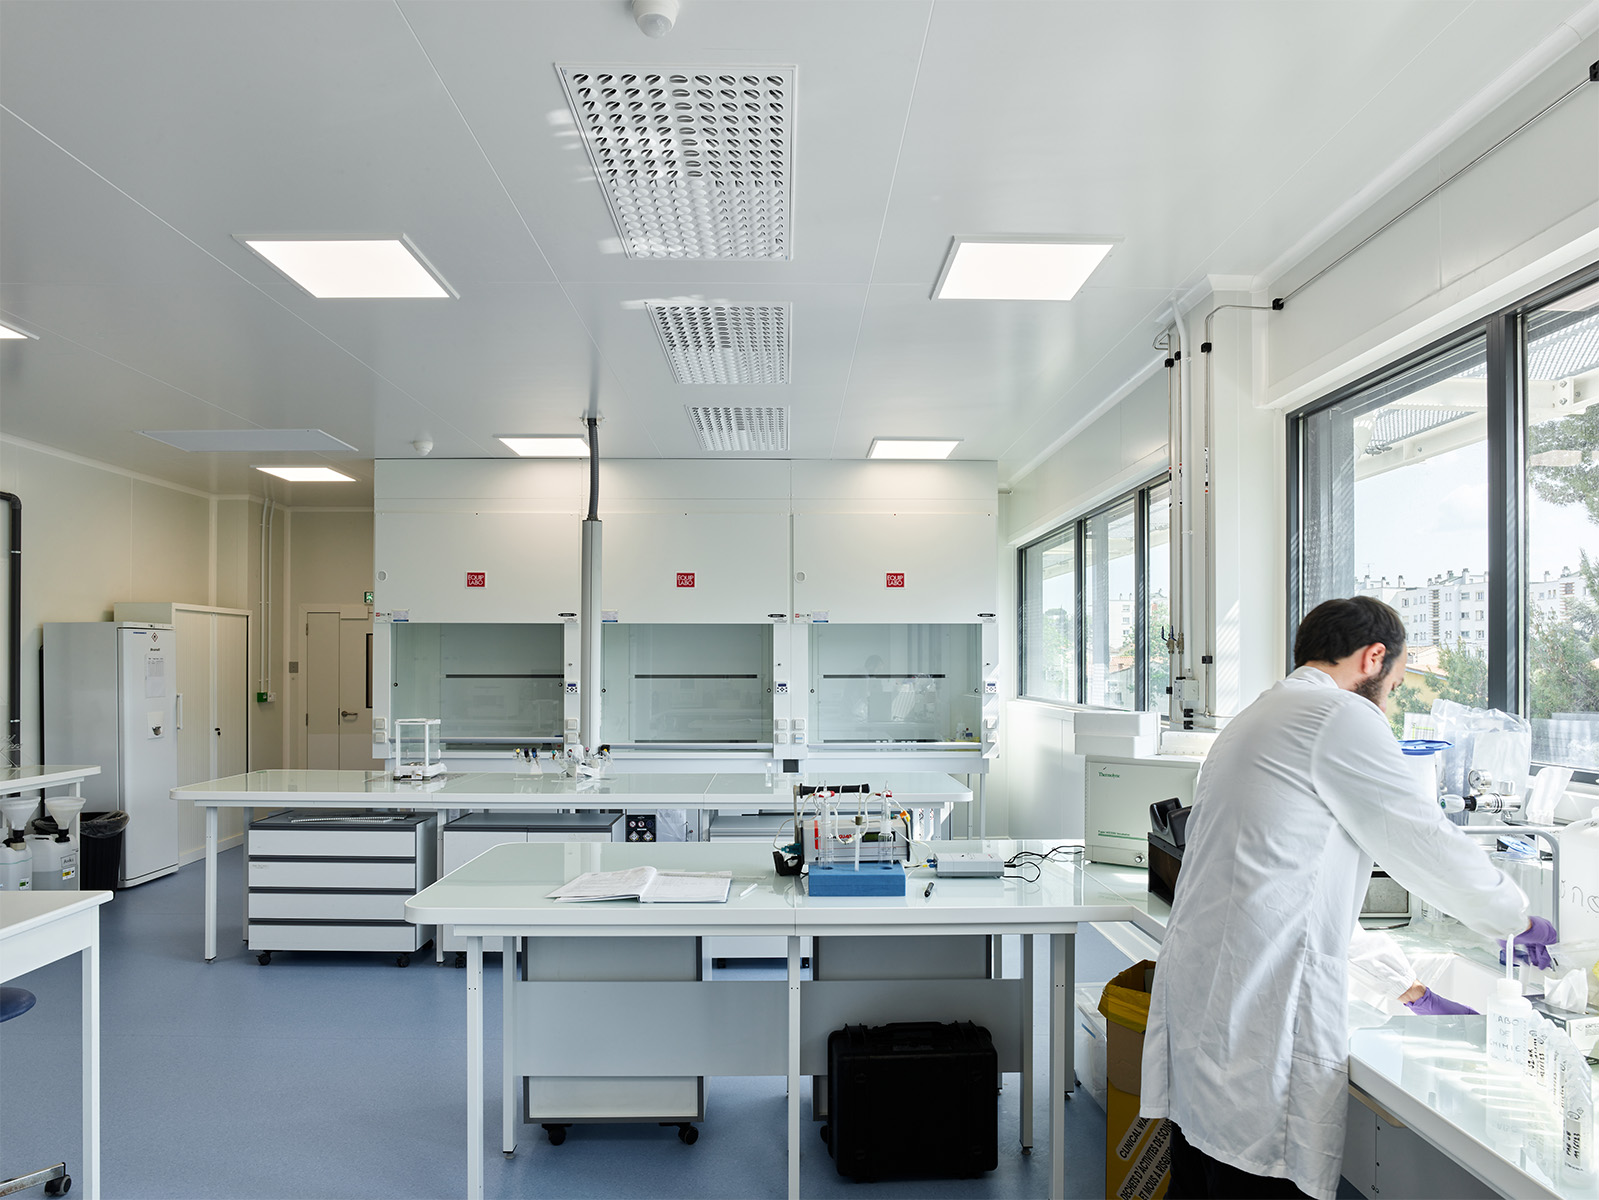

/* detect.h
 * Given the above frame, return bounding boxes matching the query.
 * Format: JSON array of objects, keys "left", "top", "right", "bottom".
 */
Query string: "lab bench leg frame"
[
  {"left": 502, "top": 936, "right": 516, "bottom": 1157},
  {"left": 204, "top": 804, "right": 218, "bottom": 962},
  {"left": 787, "top": 935, "right": 801, "bottom": 1200},
  {"left": 1050, "top": 931, "right": 1072, "bottom": 1200},
  {"left": 1021, "top": 933, "right": 1034, "bottom": 1152},
  {"left": 83, "top": 910, "right": 101, "bottom": 1200},
  {"left": 467, "top": 935, "right": 484, "bottom": 1200}
]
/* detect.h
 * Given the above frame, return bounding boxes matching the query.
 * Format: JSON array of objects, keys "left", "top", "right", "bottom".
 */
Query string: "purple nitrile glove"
[
  {"left": 1498, "top": 915, "right": 1559, "bottom": 971},
  {"left": 1404, "top": 988, "right": 1479, "bottom": 1016}
]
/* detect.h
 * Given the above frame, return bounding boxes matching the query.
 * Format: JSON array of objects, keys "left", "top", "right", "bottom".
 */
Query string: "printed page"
[
  {"left": 548, "top": 865, "right": 658, "bottom": 901},
  {"left": 640, "top": 870, "right": 733, "bottom": 903}
]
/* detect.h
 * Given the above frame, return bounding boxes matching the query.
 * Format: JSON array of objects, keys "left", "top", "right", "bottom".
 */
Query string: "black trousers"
[{"left": 1166, "top": 1122, "right": 1313, "bottom": 1200}]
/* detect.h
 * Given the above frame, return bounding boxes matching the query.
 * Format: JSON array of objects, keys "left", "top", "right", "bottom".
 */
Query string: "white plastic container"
[
  {"left": 1487, "top": 978, "right": 1533, "bottom": 1070},
  {"left": 0, "top": 839, "right": 33, "bottom": 890},
  {"left": 1557, "top": 1037, "right": 1595, "bottom": 1177},
  {"left": 1559, "top": 808, "right": 1599, "bottom": 946},
  {"left": 1398, "top": 739, "right": 1450, "bottom": 802},
  {"left": 26, "top": 832, "right": 77, "bottom": 890}
]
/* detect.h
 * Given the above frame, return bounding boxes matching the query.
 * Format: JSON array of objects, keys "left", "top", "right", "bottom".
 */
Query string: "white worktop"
[
  {"left": 0, "top": 764, "right": 102, "bottom": 795},
  {"left": 0, "top": 889, "right": 113, "bottom": 941},
  {"left": 172, "top": 769, "right": 972, "bottom": 810}
]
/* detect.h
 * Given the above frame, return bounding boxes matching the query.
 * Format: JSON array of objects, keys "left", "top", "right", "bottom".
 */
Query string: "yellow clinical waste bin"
[{"left": 1097, "top": 960, "right": 1171, "bottom": 1200}]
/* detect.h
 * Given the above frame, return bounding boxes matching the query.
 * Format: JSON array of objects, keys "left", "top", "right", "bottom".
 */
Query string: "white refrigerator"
[{"left": 44, "top": 621, "right": 180, "bottom": 886}]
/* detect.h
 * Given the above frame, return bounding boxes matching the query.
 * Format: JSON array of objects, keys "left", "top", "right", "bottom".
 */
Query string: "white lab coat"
[{"left": 1140, "top": 667, "right": 1527, "bottom": 1199}]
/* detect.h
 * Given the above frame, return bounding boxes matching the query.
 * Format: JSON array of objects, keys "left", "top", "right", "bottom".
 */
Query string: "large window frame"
[
  {"left": 1019, "top": 475, "right": 1170, "bottom": 712},
  {"left": 1288, "top": 257, "right": 1599, "bottom": 781}
]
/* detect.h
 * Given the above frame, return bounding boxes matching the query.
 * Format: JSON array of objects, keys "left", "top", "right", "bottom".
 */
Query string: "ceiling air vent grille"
[
  {"left": 557, "top": 65, "right": 793, "bottom": 260},
  {"left": 648, "top": 303, "right": 789, "bottom": 384},
  {"left": 686, "top": 406, "right": 789, "bottom": 452}
]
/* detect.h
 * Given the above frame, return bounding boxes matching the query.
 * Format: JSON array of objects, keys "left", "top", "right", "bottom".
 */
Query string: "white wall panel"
[
  {"left": 601, "top": 511, "right": 789, "bottom": 623},
  {"left": 374, "top": 510, "right": 579, "bottom": 622},
  {"left": 793, "top": 511, "right": 996, "bottom": 623}
]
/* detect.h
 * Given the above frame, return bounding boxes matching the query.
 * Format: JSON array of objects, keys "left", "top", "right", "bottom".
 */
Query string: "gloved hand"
[
  {"left": 1499, "top": 916, "right": 1558, "bottom": 971},
  {"left": 1403, "top": 988, "right": 1479, "bottom": 1016}
]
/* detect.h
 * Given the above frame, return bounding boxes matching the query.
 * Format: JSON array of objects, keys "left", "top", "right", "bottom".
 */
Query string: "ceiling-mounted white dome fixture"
[{"left": 632, "top": 0, "right": 679, "bottom": 38}]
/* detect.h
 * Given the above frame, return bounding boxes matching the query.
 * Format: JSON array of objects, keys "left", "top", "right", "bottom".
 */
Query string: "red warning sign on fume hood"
[
  {"left": 677, "top": 573, "right": 695, "bottom": 588},
  {"left": 886, "top": 573, "right": 905, "bottom": 588},
  {"left": 466, "top": 573, "right": 486, "bottom": 588}
]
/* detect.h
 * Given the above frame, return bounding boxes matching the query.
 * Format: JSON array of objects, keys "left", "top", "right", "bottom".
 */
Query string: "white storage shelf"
[{"left": 247, "top": 810, "right": 438, "bottom": 963}]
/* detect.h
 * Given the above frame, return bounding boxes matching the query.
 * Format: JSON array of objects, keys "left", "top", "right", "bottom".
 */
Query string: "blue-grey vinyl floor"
[{"left": 2, "top": 847, "right": 1137, "bottom": 1199}]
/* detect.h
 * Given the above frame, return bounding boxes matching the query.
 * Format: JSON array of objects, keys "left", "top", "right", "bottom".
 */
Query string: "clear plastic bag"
[{"left": 1430, "top": 700, "right": 1532, "bottom": 799}]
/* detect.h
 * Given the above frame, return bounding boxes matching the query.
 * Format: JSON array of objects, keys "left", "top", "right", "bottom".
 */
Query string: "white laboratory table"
[
  {"left": 0, "top": 889, "right": 113, "bottom": 1200},
  {"left": 406, "top": 838, "right": 1160, "bottom": 1200},
  {"left": 172, "top": 770, "right": 971, "bottom": 962},
  {"left": 0, "top": 764, "right": 102, "bottom": 796}
]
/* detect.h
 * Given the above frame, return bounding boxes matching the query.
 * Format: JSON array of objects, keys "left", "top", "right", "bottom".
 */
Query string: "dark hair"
[{"left": 1293, "top": 596, "right": 1406, "bottom": 669}]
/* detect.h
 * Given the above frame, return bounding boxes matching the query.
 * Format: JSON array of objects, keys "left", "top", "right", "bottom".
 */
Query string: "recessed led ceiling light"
[
  {"left": 0, "top": 320, "right": 37, "bottom": 339},
  {"left": 868, "top": 438, "right": 962, "bottom": 460},
  {"left": 240, "top": 236, "right": 454, "bottom": 299},
  {"left": 932, "top": 237, "right": 1116, "bottom": 301},
  {"left": 254, "top": 466, "right": 356, "bottom": 482},
  {"left": 498, "top": 436, "right": 592, "bottom": 458}
]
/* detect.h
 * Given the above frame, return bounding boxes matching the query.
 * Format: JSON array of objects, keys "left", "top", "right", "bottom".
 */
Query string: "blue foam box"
[{"left": 806, "top": 860, "right": 906, "bottom": 897}]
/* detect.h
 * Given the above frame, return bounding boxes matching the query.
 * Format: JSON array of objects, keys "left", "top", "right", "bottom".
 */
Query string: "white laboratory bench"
[
  {"left": 173, "top": 769, "right": 970, "bottom": 962},
  {"left": 407, "top": 838, "right": 1162, "bottom": 1200},
  {"left": 0, "top": 889, "right": 113, "bottom": 1200},
  {"left": 0, "top": 764, "right": 102, "bottom": 796}
]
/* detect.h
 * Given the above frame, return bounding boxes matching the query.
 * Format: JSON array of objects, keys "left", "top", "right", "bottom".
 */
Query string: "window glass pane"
[
  {"left": 1147, "top": 483, "right": 1171, "bottom": 708},
  {"left": 1022, "top": 528, "right": 1076, "bottom": 700},
  {"left": 1300, "top": 336, "right": 1489, "bottom": 735},
  {"left": 1525, "top": 279, "right": 1599, "bottom": 771},
  {"left": 1085, "top": 497, "right": 1137, "bottom": 709}
]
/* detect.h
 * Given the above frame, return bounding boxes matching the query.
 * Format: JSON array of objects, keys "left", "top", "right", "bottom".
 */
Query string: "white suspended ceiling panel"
[
  {"left": 557, "top": 64, "right": 794, "bottom": 260},
  {"left": 600, "top": 512, "right": 791, "bottom": 623}
]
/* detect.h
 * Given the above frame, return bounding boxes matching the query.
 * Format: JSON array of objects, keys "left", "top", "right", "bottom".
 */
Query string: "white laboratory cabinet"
[
  {"left": 113, "top": 602, "right": 249, "bottom": 857},
  {"left": 600, "top": 511, "right": 790, "bottom": 623},
  {"left": 43, "top": 621, "right": 180, "bottom": 886},
  {"left": 247, "top": 810, "right": 437, "bottom": 963}
]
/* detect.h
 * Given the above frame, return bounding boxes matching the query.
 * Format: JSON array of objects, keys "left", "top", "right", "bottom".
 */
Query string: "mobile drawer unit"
[{"left": 247, "top": 810, "right": 437, "bottom": 966}]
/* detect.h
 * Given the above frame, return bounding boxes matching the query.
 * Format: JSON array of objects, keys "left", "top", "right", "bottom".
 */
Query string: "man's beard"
[{"left": 1354, "top": 669, "right": 1390, "bottom": 706}]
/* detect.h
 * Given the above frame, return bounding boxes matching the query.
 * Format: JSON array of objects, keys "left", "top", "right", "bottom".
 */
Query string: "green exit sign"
[{"left": 364, "top": 591, "right": 374, "bottom": 604}]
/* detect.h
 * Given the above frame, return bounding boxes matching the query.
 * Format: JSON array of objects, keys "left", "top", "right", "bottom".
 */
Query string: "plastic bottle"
[
  {"left": 1488, "top": 978, "right": 1534, "bottom": 1070},
  {"left": 0, "top": 837, "right": 32, "bottom": 890},
  {"left": 1558, "top": 1036, "right": 1595, "bottom": 1178},
  {"left": 1526, "top": 1015, "right": 1552, "bottom": 1090}
]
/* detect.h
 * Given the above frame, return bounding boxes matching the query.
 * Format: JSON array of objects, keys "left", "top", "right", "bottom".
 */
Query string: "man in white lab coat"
[{"left": 1140, "top": 596, "right": 1555, "bottom": 1200}]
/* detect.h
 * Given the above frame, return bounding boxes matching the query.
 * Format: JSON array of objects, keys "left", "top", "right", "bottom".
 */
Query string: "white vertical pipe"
[{"left": 579, "top": 519, "right": 602, "bottom": 748}]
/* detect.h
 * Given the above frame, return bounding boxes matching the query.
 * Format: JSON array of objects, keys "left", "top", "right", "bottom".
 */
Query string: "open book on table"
[{"left": 547, "top": 865, "right": 733, "bottom": 904}]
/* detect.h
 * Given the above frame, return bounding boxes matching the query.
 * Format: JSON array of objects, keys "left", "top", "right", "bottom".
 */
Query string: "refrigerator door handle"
[{"left": 175, "top": 692, "right": 183, "bottom": 731}]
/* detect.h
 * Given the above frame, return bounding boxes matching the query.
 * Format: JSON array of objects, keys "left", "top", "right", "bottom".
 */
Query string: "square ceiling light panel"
[
  {"left": 868, "top": 438, "right": 961, "bottom": 460},
  {"left": 498, "top": 436, "right": 592, "bottom": 457},
  {"left": 0, "top": 320, "right": 37, "bottom": 339},
  {"left": 686, "top": 406, "right": 789, "bottom": 452},
  {"left": 649, "top": 303, "right": 789, "bottom": 384},
  {"left": 240, "top": 237, "right": 455, "bottom": 298},
  {"left": 140, "top": 429, "right": 359, "bottom": 454},
  {"left": 933, "top": 238, "right": 1116, "bottom": 301},
  {"left": 255, "top": 466, "right": 356, "bottom": 482},
  {"left": 558, "top": 66, "right": 793, "bottom": 260}
]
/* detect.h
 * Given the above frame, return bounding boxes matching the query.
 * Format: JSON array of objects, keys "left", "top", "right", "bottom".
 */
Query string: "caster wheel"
[
  {"left": 454, "top": 952, "right": 466, "bottom": 969},
  {"left": 396, "top": 954, "right": 410, "bottom": 968},
  {"left": 257, "top": 952, "right": 272, "bottom": 965},
  {"left": 713, "top": 958, "right": 727, "bottom": 969},
  {"left": 45, "top": 1175, "right": 71, "bottom": 1196},
  {"left": 542, "top": 1124, "right": 567, "bottom": 1146},
  {"left": 678, "top": 1125, "right": 698, "bottom": 1145}
]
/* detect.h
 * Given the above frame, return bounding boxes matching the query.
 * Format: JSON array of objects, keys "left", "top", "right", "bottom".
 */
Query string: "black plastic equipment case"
[{"left": 823, "top": 1021, "right": 998, "bottom": 1181}]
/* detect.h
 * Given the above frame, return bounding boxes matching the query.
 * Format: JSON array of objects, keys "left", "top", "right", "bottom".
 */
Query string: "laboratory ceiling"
[{"left": 0, "top": 0, "right": 1588, "bottom": 504}]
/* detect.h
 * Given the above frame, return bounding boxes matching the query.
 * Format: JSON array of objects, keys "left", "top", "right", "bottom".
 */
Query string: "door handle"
[
  {"left": 340, "top": 710, "right": 358, "bottom": 719},
  {"left": 175, "top": 693, "right": 183, "bottom": 730}
]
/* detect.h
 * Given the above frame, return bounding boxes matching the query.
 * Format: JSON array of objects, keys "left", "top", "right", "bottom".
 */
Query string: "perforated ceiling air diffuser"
[
  {"left": 686, "top": 406, "right": 789, "bottom": 452},
  {"left": 648, "top": 303, "right": 789, "bottom": 384},
  {"left": 557, "top": 65, "right": 793, "bottom": 260}
]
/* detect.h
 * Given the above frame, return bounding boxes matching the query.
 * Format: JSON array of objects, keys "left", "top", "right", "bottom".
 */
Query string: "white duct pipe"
[{"left": 1164, "top": 308, "right": 1186, "bottom": 727}]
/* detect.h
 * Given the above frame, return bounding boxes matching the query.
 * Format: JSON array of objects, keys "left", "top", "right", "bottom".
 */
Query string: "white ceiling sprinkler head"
[{"left": 633, "top": 0, "right": 679, "bottom": 37}]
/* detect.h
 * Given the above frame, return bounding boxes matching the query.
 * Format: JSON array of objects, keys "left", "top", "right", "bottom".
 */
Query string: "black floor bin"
[
  {"left": 79, "top": 811, "right": 129, "bottom": 890},
  {"left": 823, "top": 1021, "right": 998, "bottom": 1181}
]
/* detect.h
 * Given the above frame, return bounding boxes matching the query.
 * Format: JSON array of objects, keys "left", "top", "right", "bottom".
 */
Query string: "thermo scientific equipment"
[
  {"left": 0, "top": 797, "right": 35, "bottom": 890},
  {"left": 43, "top": 621, "right": 180, "bottom": 886}
]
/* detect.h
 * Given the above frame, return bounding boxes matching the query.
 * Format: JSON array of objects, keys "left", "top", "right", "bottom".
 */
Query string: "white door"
[
  {"left": 117, "top": 627, "right": 179, "bottom": 883},
  {"left": 304, "top": 610, "right": 382, "bottom": 770},
  {"left": 173, "top": 609, "right": 213, "bottom": 856}
]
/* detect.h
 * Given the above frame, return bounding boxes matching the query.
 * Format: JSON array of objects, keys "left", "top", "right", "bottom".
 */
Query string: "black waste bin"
[{"left": 79, "top": 811, "right": 129, "bottom": 890}]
